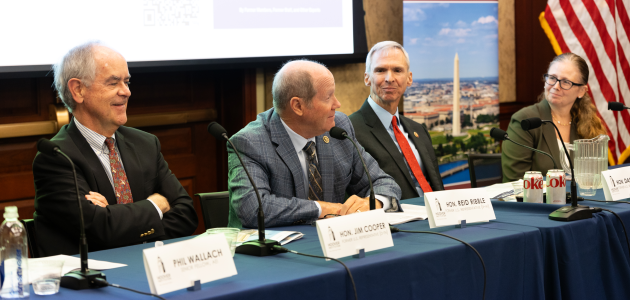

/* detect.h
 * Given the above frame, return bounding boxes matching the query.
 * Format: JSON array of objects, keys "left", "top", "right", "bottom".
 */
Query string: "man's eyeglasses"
[{"left": 544, "top": 74, "right": 586, "bottom": 90}]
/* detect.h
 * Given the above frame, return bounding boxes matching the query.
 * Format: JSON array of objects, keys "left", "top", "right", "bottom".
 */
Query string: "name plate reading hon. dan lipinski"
[
  {"left": 143, "top": 235, "right": 237, "bottom": 295},
  {"left": 602, "top": 166, "right": 630, "bottom": 201},
  {"left": 316, "top": 209, "right": 393, "bottom": 259},
  {"left": 425, "top": 188, "right": 496, "bottom": 228}
]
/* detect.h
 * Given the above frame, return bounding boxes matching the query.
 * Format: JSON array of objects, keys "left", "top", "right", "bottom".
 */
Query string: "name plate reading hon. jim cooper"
[
  {"left": 316, "top": 209, "right": 393, "bottom": 259},
  {"left": 602, "top": 166, "right": 630, "bottom": 201},
  {"left": 143, "top": 235, "right": 237, "bottom": 295},
  {"left": 425, "top": 188, "right": 496, "bottom": 228}
]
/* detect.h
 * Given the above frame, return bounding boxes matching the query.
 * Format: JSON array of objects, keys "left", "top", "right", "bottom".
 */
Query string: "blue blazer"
[{"left": 227, "top": 109, "right": 402, "bottom": 228}]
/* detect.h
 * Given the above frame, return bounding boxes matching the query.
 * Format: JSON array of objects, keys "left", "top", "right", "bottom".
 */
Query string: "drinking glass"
[
  {"left": 29, "top": 260, "right": 64, "bottom": 295},
  {"left": 207, "top": 228, "right": 240, "bottom": 257}
]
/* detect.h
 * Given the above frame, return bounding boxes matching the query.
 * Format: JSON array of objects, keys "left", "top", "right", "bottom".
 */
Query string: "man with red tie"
[
  {"left": 32, "top": 42, "right": 198, "bottom": 256},
  {"left": 350, "top": 41, "right": 444, "bottom": 200}
]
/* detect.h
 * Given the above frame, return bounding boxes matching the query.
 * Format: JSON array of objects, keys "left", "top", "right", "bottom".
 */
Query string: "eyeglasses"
[{"left": 544, "top": 74, "right": 586, "bottom": 90}]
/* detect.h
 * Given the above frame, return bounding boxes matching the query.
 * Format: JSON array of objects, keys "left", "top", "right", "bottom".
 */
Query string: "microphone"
[
  {"left": 330, "top": 127, "right": 376, "bottom": 210},
  {"left": 36, "top": 138, "right": 106, "bottom": 289},
  {"left": 520, "top": 118, "right": 543, "bottom": 131},
  {"left": 490, "top": 128, "right": 558, "bottom": 169},
  {"left": 608, "top": 102, "right": 629, "bottom": 111},
  {"left": 207, "top": 122, "right": 280, "bottom": 256},
  {"left": 519, "top": 118, "right": 598, "bottom": 221}
]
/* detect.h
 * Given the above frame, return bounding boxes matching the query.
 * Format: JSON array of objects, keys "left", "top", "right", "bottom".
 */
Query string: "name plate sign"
[
  {"left": 143, "top": 235, "right": 237, "bottom": 295},
  {"left": 316, "top": 209, "right": 393, "bottom": 259},
  {"left": 425, "top": 188, "right": 495, "bottom": 228},
  {"left": 601, "top": 166, "right": 630, "bottom": 201}
]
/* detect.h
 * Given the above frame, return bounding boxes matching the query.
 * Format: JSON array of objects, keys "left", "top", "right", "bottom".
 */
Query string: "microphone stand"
[
  {"left": 223, "top": 133, "right": 280, "bottom": 256},
  {"left": 341, "top": 132, "right": 376, "bottom": 210},
  {"left": 545, "top": 121, "right": 596, "bottom": 221},
  {"left": 55, "top": 150, "right": 106, "bottom": 289}
]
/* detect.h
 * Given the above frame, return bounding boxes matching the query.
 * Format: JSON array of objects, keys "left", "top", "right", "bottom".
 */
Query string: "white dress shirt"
[
  {"left": 280, "top": 118, "right": 391, "bottom": 214},
  {"left": 368, "top": 96, "right": 427, "bottom": 197},
  {"left": 74, "top": 118, "right": 163, "bottom": 219}
]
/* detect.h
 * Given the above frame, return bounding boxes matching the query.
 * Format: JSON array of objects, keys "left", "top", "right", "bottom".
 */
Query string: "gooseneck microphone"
[
  {"left": 519, "top": 117, "right": 598, "bottom": 221},
  {"left": 36, "top": 138, "right": 106, "bottom": 289},
  {"left": 490, "top": 128, "right": 558, "bottom": 169},
  {"left": 608, "top": 102, "right": 630, "bottom": 111},
  {"left": 207, "top": 122, "right": 280, "bottom": 256},
  {"left": 329, "top": 126, "right": 376, "bottom": 210}
]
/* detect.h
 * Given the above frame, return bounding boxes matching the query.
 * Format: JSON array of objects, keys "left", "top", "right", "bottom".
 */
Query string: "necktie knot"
[
  {"left": 392, "top": 115, "right": 399, "bottom": 127},
  {"left": 105, "top": 137, "right": 116, "bottom": 152},
  {"left": 303, "top": 141, "right": 316, "bottom": 157}
]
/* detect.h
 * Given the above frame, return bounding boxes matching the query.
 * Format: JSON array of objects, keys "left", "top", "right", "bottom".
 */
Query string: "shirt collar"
[
  {"left": 74, "top": 117, "right": 115, "bottom": 151},
  {"left": 280, "top": 118, "right": 316, "bottom": 154},
  {"left": 368, "top": 96, "right": 400, "bottom": 129}
]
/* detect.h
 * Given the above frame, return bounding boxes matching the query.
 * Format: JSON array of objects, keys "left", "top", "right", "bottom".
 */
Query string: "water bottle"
[{"left": 0, "top": 206, "right": 29, "bottom": 298}]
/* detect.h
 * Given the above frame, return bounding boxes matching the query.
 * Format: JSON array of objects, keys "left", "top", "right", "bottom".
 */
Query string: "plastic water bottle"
[{"left": 0, "top": 206, "right": 29, "bottom": 298}]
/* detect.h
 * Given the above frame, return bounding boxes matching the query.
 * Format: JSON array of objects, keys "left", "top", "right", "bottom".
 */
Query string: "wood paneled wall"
[
  {"left": 500, "top": 0, "right": 557, "bottom": 129},
  {"left": 0, "top": 69, "right": 257, "bottom": 236}
]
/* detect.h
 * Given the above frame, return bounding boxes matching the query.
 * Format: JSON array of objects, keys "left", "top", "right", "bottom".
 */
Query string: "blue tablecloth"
[{"left": 29, "top": 188, "right": 630, "bottom": 300}]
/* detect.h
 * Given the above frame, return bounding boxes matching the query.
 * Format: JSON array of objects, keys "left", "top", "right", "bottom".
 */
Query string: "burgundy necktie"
[
  {"left": 105, "top": 138, "right": 133, "bottom": 204},
  {"left": 392, "top": 116, "right": 433, "bottom": 193}
]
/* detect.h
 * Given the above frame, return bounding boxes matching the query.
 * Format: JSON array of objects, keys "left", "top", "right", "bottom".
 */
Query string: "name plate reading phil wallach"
[
  {"left": 316, "top": 209, "right": 393, "bottom": 259},
  {"left": 425, "top": 188, "right": 496, "bottom": 228},
  {"left": 143, "top": 235, "right": 237, "bottom": 295},
  {"left": 602, "top": 166, "right": 630, "bottom": 201}
]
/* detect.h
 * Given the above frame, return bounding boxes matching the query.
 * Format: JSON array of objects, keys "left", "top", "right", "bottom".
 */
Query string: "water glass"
[
  {"left": 207, "top": 227, "right": 240, "bottom": 257},
  {"left": 29, "top": 260, "right": 64, "bottom": 295}
]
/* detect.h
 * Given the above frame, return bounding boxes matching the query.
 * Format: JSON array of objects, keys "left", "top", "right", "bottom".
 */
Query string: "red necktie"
[
  {"left": 105, "top": 138, "right": 133, "bottom": 204},
  {"left": 392, "top": 116, "right": 433, "bottom": 193}
]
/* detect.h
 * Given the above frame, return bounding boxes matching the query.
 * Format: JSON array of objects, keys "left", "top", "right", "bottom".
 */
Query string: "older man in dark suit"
[
  {"left": 227, "top": 60, "right": 401, "bottom": 228},
  {"left": 350, "top": 41, "right": 444, "bottom": 200},
  {"left": 33, "top": 42, "right": 198, "bottom": 257}
]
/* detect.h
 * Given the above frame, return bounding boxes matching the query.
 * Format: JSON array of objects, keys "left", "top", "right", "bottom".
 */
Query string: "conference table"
[{"left": 31, "top": 184, "right": 630, "bottom": 300}]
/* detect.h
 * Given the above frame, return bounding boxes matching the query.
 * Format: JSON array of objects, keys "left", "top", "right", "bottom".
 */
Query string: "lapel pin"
[
  {"left": 414, "top": 132, "right": 419, "bottom": 138},
  {"left": 323, "top": 136, "right": 330, "bottom": 143}
]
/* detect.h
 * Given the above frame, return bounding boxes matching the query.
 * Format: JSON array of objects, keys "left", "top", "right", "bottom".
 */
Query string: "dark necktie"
[
  {"left": 303, "top": 141, "right": 323, "bottom": 201},
  {"left": 392, "top": 116, "right": 433, "bottom": 193},
  {"left": 105, "top": 137, "right": 133, "bottom": 204}
]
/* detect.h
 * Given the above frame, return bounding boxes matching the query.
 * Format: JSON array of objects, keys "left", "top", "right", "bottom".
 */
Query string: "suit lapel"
[
  {"left": 400, "top": 116, "right": 439, "bottom": 188},
  {"left": 269, "top": 112, "right": 307, "bottom": 199},
  {"left": 316, "top": 134, "right": 333, "bottom": 202},
  {"left": 66, "top": 119, "right": 117, "bottom": 204},
  {"left": 539, "top": 100, "right": 563, "bottom": 169},
  {"left": 115, "top": 130, "right": 145, "bottom": 202},
  {"left": 360, "top": 100, "right": 416, "bottom": 190}
]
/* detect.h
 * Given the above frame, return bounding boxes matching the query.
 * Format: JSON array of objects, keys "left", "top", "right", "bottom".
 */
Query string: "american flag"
[{"left": 541, "top": 0, "right": 630, "bottom": 165}]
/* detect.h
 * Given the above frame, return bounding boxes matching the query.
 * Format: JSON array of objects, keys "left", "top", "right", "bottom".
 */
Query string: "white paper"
[
  {"left": 386, "top": 204, "right": 428, "bottom": 225},
  {"left": 315, "top": 209, "right": 393, "bottom": 259},
  {"left": 29, "top": 255, "right": 127, "bottom": 275},
  {"left": 601, "top": 167, "right": 630, "bottom": 201},
  {"left": 425, "top": 188, "right": 496, "bottom": 228},
  {"left": 27, "top": 255, "right": 127, "bottom": 284},
  {"left": 143, "top": 235, "right": 237, "bottom": 295}
]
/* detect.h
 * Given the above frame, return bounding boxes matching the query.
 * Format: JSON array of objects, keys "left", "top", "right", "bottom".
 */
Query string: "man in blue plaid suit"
[{"left": 227, "top": 60, "right": 402, "bottom": 228}]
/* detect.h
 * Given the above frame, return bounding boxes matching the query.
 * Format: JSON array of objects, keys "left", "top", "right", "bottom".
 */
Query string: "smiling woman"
[{"left": 501, "top": 53, "right": 607, "bottom": 182}]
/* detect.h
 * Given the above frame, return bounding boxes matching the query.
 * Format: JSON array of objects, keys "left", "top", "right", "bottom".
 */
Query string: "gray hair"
[
  {"left": 365, "top": 41, "right": 411, "bottom": 74},
  {"left": 52, "top": 41, "right": 101, "bottom": 112},
  {"left": 272, "top": 59, "right": 325, "bottom": 113}
]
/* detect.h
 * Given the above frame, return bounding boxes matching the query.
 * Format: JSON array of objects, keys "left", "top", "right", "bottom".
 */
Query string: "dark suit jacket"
[
  {"left": 350, "top": 100, "right": 444, "bottom": 200},
  {"left": 33, "top": 119, "right": 198, "bottom": 257},
  {"left": 502, "top": 99, "right": 577, "bottom": 182},
  {"left": 227, "top": 109, "right": 401, "bottom": 228}
]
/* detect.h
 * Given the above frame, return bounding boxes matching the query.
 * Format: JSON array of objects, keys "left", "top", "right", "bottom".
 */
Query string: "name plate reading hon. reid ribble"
[
  {"left": 143, "top": 235, "right": 237, "bottom": 295},
  {"left": 316, "top": 209, "right": 393, "bottom": 259},
  {"left": 425, "top": 188, "right": 496, "bottom": 228}
]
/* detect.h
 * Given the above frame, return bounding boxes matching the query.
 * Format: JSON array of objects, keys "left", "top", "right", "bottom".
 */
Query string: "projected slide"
[{"left": 0, "top": 0, "right": 354, "bottom": 69}]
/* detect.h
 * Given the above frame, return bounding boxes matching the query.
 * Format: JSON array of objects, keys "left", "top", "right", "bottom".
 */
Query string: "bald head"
[{"left": 272, "top": 60, "right": 330, "bottom": 114}]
